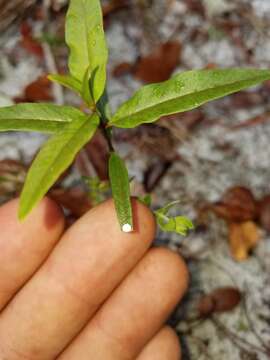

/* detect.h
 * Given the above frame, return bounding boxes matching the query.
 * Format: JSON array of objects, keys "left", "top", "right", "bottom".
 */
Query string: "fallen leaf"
[
  {"left": 134, "top": 41, "right": 181, "bottom": 83},
  {"left": 49, "top": 187, "right": 92, "bottom": 218},
  {"left": 258, "top": 195, "right": 270, "bottom": 233},
  {"left": 20, "top": 21, "right": 44, "bottom": 58},
  {"left": 231, "top": 91, "right": 263, "bottom": 109},
  {"left": 211, "top": 186, "right": 257, "bottom": 222},
  {"left": 112, "top": 62, "right": 134, "bottom": 77},
  {"left": 229, "top": 221, "right": 260, "bottom": 261},
  {"left": 102, "top": 0, "right": 129, "bottom": 17},
  {"left": 198, "top": 287, "right": 241, "bottom": 317},
  {"left": 186, "top": 0, "right": 205, "bottom": 15},
  {"left": 198, "top": 293, "right": 215, "bottom": 317},
  {"left": 205, "top": 63, "right": 217, "bottom": 69},
  {"left": 14, "top": 75, "right": 53, "bottom": 103}
]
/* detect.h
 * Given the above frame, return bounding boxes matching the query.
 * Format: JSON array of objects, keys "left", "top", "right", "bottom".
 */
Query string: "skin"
[{"left": 0, "top": 197, "right": 188, "bottom": 359}]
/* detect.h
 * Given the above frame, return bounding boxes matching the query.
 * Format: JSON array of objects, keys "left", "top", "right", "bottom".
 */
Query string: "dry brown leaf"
[
  {"left": 20, "top": 21, "right": 44, "bottom": 58},
  {"left": 229, "top": 221, "right": 260, "bottom": 261},
  {"left": 14, "top": 75, "right": 52, "bottom": 103},
  {"left": 112, "top": 62, "right": 134, "bottom": 78},
  {"left": 185, "top": 0, "right": 205, "bottom": 15},
  {"left": 49, "top": 187, "right": 92, "bottom": 218},
  {"left": 231, "top": 91, "right": 263, "bottom": 109},
  {"left": 134, "top": 41, "right": 181, "bottom": 83},
  {"left": 198, "top": 287, "right": 241, "bottom": 317},
  {"left": 258, "top": 195, "right": 270, "bottom": 233},
  {"left": 102, "top": 0, "right": 129, "bottom": 17},
  {"left": 211, "top": 186, "right": 257, "bottom": 222}
]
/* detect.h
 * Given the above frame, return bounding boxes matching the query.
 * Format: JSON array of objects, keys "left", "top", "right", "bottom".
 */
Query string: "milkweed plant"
[{"left": 1, "top": 0, "right": 270, "bottom": 235}]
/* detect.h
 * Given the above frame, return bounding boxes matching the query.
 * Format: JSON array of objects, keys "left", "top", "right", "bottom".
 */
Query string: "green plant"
[{"left": 1, "top": 0, "right": 270, "bottom": 234}]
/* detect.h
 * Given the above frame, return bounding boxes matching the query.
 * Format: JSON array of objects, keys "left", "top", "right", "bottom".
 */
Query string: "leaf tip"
[
  {"left": 18, "top": 194, "right": 31, "bottom": 222},
  {"left": 47, "top": 74, "right": 54, "bottom": 81},
  {"left": 18, "top": 205, "right": 27, "bottom": 222}
]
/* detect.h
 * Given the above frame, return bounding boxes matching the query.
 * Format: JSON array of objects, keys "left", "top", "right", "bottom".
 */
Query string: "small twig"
[
  {"left": 228, "top": 111, "right": 270, "bottom": 130},
  {"left": 242, "top": 284, "right": 270, "bottom": 353},
  {"left": 42, "top": 43, "right": 64, "bottom": 105},
  {"left": 212, "top": 316, "right": 268, "bottom": 356}
]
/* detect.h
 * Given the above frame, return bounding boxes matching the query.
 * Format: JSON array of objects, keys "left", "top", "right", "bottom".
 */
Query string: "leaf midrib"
[
  {"left": 81, "top": 0, "right": 92, "bottom": 70},
  {"left": 116, "top": 166, "right": 130, "bottom": 218},
  {"left": 110, "top": 156, "right": 132, "bottom": 224}
]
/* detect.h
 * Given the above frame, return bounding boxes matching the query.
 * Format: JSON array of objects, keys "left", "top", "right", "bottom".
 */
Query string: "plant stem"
[
  {"left": 96, "top": 89, "right": 115, "bottom": 153},
  {"left": 100, "top": 121, "right": 114, "bottom": 153}
]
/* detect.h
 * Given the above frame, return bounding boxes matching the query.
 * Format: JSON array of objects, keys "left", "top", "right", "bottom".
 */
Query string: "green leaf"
[
  {"left": 48, "top": 74, "right": 82, "bottom": 94},
  {"left": 109, "top": 153, "right": 133, "bottom": 232},
  {"left": 109, "top": 68, "right": 270, "bottom": 128},
  {"left": 0, "top": 103, "right": 85, "bottom": 134},
  {"left": 138, "top": 194, "right": 152, "bottom": 207},
  {"left": 83, "top": 176, "right": 109, "bottom": 205},
  {"left": 65, "top": 0, "right": 108, "bottom": 102},
  {"left": 19, "top": 113, "right": 100, "bottom": 219},
  {"left": 97, "top": 89, "right": 112, "bottom": 123},
  {"left": 49, "top": 71, "right": 95, "bottom": 107},
  {"left": 81, "top": 66, "right": 94, "bottom": 107},
  {"left": 155, "top": 201, "right": 194, "bottom": 236}
]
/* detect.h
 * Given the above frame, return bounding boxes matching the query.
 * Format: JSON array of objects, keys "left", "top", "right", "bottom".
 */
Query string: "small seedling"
[{"left": 0, "top": 0, "right": 270, "bottom": 235}]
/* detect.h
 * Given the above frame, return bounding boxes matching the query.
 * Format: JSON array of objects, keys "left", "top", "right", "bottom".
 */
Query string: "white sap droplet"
[{"left": 122, "top": 223, "right": 132, "bottom": 233}]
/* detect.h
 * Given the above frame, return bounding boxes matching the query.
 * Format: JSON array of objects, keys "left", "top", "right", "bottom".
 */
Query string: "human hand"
[{"left": 0, "top": 197, "right": 188, "bottom": 359}]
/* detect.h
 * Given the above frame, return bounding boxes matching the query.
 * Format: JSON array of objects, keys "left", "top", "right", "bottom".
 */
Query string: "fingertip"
[
  {"left": 137, "top": 326, "right": 181, "bottom": 360},
  {"left": 131, "top": 198, "right": 156, "bottom": 238},
  {"left": 38, "top": 196, "right": 65, "bottom": 231},
  {"left": 148, "top": 247, "right": 189, "bottom": 302},
  {"left": 83, "top": 197, "right": 156, "bottom": 249},
  {"left": 162, "top": 326, "right": 182, "bottom": 359},
  {"left": 1, "top": 196, "right": 65, "bottom": 231}
]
